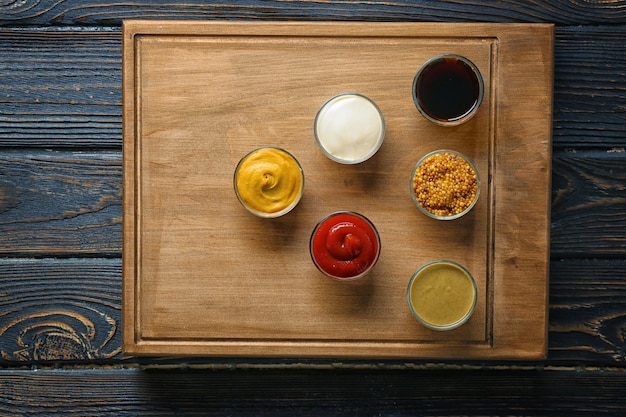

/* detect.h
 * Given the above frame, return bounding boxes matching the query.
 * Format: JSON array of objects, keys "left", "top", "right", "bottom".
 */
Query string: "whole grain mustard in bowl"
[
  {"left": 410, "top": 150, "right": 480, "bottom": 220},
  {"left": 234, "top": 146, "right": 304, "bottom": 218}
]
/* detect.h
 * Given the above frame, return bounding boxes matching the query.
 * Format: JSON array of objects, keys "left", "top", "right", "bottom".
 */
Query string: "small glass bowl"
[
  {"left": 412, "top": 54, "right": 484, "bottom": 127},
  {"left": 406, "top": 260, "right": 477, "bottom": 331},
  {"left": 234, "top": 146, "right": 304, "bottom": 218},
  {"left": 410, "top": 149, "right": 480, "bottom": 221},
  {"left": 314, "top": 93, "right": 385, "bottom": 164},
  {"left": 310, "top": 211, "right": 381, "bottom": 281}
]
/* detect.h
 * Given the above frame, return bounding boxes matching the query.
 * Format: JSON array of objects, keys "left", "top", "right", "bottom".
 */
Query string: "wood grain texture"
[
  {"left": 2, "top": 368, "right": 626, "bottom": 416},
  {"left": 0, "top": 258, "right": 121, "bottom": 363},
  {"left": 553, "top": 26, "right": 626, "bottom": 148},
  {"left": 0, "top": 150, "right": 121, "bottom": 255},
  {"left": 549, "top": 259, "right": 626, "bottom": 364},
  {"left": 551, "top": 149, "right": 626, "bottom": 257},
  {"left": 2, "top": 26, "right": 624, "bottom": 148},
  {"left": 1, "top": 0, "right": 626, "bottom": 26},
  {"left": 0, "top": 29, "right": 121, "bottom": 148},
  {"left": 1, "top": 148, "right": 625, "bottom": 259},
  {"left": 1, "top": 258, "right": 624, "bottom": 365}
]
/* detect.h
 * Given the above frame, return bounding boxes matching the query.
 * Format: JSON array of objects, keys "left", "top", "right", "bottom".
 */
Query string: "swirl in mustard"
[{"left": 235, "top": 147, "right": 304, "bottom": 216}]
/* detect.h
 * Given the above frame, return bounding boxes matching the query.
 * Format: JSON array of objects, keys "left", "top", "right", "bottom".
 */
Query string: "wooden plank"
[
  {"left": 553, "top": 26, "right": 626, "bottom": 147},
  {"left": 0, "top": 148, "right": 623, "bottom": 258},
  {"left": 0, "top": 29, "right": 121, "bottom": 148},
  {"left": 0, "top": 150, "right": 121, "bottom": 255},
  {"left": 1, "top": 368, "right": 626, "bottom": 415},
  {"left": 1, "top": 0, "right": 625, "bottom": 26},
  {"left": 0, "top": 26, "right": 624, "bottom": 149},
  {"left": 549, "top": 259, "right": 626, "bottom": 363},
  {"left": 122, "top": 21, "right": 552, "bottom": 359},
  {"left": 0, "top": 258, "right": 121, "bottom": 363},
  {"left": 551, "top": 149, "right": 626, "bottom": 257},
  {"left": 1, "top": 258, "right": 625, "bottom": 365}
]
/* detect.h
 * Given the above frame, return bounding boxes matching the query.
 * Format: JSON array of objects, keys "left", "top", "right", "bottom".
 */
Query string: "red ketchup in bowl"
[{"left": 310, "top": 211, "right": 381, "bottom": 280}]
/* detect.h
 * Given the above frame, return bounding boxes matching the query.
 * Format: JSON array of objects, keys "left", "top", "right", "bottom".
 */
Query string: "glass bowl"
[
  {"left": 314, "top": 93, "right": 385, "bottom": 164},
  {"left": 406, "top": 260, "right": 477, "bottom": 331},
  {"left": 410, "top": 149, "right": 480, "bottom": 220},
  {"left": 310, "top": 211, "right": 381, "bottom": 280},
  {"left": 234, "top": 146, "right": 304, "bottom": 218},
  {"left": 412, "top": 54, "right": 484, "bottom": 126}
]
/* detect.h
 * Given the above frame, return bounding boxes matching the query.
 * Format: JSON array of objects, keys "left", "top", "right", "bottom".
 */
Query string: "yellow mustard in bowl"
[{"left": 234, "top": 147, "right": 304, "bottom": 218}]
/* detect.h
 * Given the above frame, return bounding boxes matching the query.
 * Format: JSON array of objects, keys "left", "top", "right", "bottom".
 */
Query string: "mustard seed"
[{"left": 412, "top": 151, "right": 478, "bottom": 217}]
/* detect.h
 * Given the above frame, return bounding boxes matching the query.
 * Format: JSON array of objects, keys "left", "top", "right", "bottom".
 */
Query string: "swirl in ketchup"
[{"left": 310, "top": 211, "right": 381, "bottom": 280}]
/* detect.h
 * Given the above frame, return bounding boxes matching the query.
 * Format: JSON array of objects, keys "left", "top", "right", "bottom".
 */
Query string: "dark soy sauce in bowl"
[{"left": 413, "top": 55, "right": 484, "bottom": 126}]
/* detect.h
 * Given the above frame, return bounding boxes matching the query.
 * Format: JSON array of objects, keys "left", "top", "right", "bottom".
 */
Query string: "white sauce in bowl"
[{"left": 314, "top": 93, "right": 385, "bottom": 164}]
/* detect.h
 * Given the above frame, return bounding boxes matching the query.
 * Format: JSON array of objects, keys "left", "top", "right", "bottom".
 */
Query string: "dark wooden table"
[{"left": 1, "top": 2, "right": 625, "bottom": 415}]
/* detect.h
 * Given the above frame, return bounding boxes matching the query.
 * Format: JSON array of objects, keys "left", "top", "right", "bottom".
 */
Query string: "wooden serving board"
[{"left": 122, "top": 21, "right": 553, "bottom": 359}]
